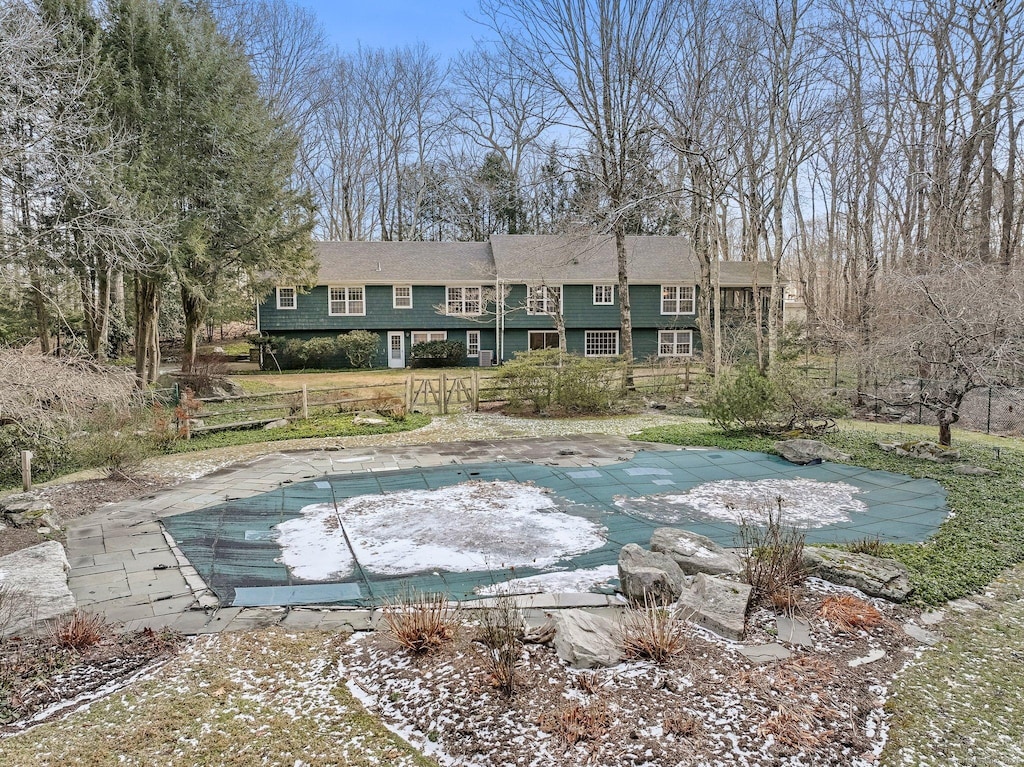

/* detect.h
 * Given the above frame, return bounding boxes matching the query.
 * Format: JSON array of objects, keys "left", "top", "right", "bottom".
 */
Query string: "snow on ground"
[
  {"left": 275, "top": 480, "right": 607, "bottom": 581},
  {"left": 617, "top": 477, "right": 867, "bottom": 528},
  {"left": 473, "top": 565, "right": 620, "bottom": 596}
]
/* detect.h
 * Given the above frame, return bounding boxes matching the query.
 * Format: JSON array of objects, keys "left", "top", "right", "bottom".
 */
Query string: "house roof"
[
  {"left": 312, "top": 236, "right": 763, "bottom": 287},
  {"left": 315, "top": 241, "right": 495, "bottom": 284}
]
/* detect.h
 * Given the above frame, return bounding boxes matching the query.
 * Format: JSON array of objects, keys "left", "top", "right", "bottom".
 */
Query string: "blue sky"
[{"left": 299, "top": 1, "right": 483, "bottom": 58}]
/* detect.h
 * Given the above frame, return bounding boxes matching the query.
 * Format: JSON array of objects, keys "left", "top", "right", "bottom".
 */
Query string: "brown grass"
[
  {"left": 539, "top": 700, "right": 612, "bottom": 745},
  {"left": 572, "top": 670, "right": 607, "bottom": 695},
  {"left": 817, "top": 594, "right": 883, "bottom": 633},
  {"left": 381, "top": 590, "right": 460, "bottom": 655},
  {"left": 663, "top": 711, "right": 704, "bottom": 738},
  {"left": 621, "top": 597, "right": 688, "bottom": 664},
  {"left": 758, "top": 702, "right": 833, "bottom": 751},
  {"left": 48, "top": 610, "right": 108, "bottom": 651}
]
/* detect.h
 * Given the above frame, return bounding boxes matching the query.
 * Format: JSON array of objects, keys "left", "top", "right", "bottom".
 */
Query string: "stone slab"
[
  {"left": 849, "top": 648, "right": 886, "bottom": 667},
  {"left": 776, "top": 616, "right": 814, "bottom": 648},
  {"left": 0, "top": 541, "right": 75, "bottom": 637},
  {"left": 676, "top": 574, "right": 752, "bottom": 641},
  {"left": 903, "top": 622, "right": 940, "bottom": 646},
  {"left": 737, "top": 643, "right": 791, "bottom": 663}
]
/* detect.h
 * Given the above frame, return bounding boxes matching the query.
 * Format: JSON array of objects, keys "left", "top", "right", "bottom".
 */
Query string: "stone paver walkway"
[{"left": 65, "top": 435, "right": 664, "bottom": 635}]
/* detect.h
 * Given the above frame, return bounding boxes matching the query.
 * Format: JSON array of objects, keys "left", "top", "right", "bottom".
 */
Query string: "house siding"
[
  {"left": 255, "top": 234, "right": 758, "bottom": 369},
  {"left": 259, "top": 285, "right": 496, "bottom": 333}
]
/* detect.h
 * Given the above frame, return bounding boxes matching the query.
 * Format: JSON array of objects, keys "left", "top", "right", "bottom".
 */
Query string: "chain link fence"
[{"left": 847, "top": 377, "right": 1024, "bottom": 437}]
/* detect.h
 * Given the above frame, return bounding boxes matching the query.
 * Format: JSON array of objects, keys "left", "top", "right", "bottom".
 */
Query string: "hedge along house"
[{"left": 256, "top": 235, "right": 767, "bottom": 368}]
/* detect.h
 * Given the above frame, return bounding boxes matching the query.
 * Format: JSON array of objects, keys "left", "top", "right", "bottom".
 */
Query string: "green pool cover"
[{"left": 162, "top": 448, "right": 948, "bottom": 607}]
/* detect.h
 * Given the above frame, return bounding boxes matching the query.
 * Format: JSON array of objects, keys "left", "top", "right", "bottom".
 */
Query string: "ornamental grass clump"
[
  {"left": 621, "top": 594, "right": 688, "bottom": 664},
  {"left": 381, "top": 590, "right": 459, "bottom": 655}
]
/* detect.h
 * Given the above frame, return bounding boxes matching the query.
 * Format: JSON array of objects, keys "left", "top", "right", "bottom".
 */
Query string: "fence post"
[
  {"left": 833, "top": 348, "right": 840, "bottom": 395},
  {"left": 918, "top": 379, "right": 924, "bottom": 423},
  {"left": 302, "top": 384, "right": 309, "bottom": 420},
  {"left": 440, "top": 371, "right": 448, "bottom": 415},
  {"left": 473, "top": 370, "right": 480, "bottom": 411},
  {"left": 21, "top": 450, "right": 32, "bottom": 492},
  {"left": 987, "top": 387, "right": 993, "bottom": 434},
  {"left": 874, "top": 379, "right": 879, "bottom": 416},
  {"left": 405, "top": 374, "right": 412, "bottom": 414},
  {"left": 684, "top": 361, "right": 691, "bottom": 391}
]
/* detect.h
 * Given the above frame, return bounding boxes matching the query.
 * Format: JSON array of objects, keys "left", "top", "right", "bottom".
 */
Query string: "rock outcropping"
[
  {"left": 649, "top": 527, "right": 743, "bottom": 577},
  {"left": 803, "top": 546, "right": 913, "bottom": 601}
]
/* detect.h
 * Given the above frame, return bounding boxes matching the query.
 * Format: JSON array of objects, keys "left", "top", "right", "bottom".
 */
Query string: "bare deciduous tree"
[{"left": 481, "top": 0, "right": 679, "bottom": 386}]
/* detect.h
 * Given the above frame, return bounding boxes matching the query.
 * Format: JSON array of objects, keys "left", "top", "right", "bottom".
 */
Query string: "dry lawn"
[{"left": 0, "top": 629, "right": 432, "bottom": 767}]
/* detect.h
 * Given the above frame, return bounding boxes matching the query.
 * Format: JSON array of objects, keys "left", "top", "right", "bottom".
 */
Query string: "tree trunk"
[
  {"left": 937, "top": 414, "right": 952, "bottom": 447},
  {"left": 615, "top": 222, "right": 634, "bottom": 389},
  {"left": 30, "top": 273, "right": 52, "bottom": 355},
  {"left": 181, "top": 286, "right": 206, "bottom": 374},
  {"left": 134, "top": 275, "right": 161, "bottom": 387}
]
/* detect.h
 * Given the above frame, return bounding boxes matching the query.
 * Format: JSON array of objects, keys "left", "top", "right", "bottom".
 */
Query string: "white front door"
[{"left": 387, "top": 331, "right": 405, "bottom": 368}]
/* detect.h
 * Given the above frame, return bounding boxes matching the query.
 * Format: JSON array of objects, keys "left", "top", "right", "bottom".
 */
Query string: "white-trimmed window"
[
  {"left": 411, "top": 331, "right": 447, "bottom": 346},
  {"left": 593, "top": 284, "right": 614, "bottom": 305},
  {"left": 393, "top": 285, "right": 412, "bottom": 309},
  {"left": 585, "top": 330, "right": 619, "bottom": 357},
  {"left": 659, "top": 330, "right": 693, "bottom": 357},
  {"left": 527, "top": 285, "right": 562, "bottom": 315},
  {"left": 661, "top": 285, "right": 695, "bottom": 315},
  {"left": 446, "top": 286, "right": 482, "bottom": 315},
  {"left": 276, "top": 286, "right": 296, "bottom": 310},
  {"left": 328, "top": 286, "right": 365, "bottom": 315},
  {"left": 528, "top": 330, "right": 560, "bottom": 350},
  {"left": 466, "top": 330, "right": 480, "bottom": 357}
]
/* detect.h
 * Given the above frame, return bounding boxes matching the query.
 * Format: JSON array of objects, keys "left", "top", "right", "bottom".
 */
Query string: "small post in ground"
[
  {"left": 21, "top": 450, "right": 32, "bottom": 492},
  {"left": 302, "top": 384, "right": 309, "bottom": 420}
]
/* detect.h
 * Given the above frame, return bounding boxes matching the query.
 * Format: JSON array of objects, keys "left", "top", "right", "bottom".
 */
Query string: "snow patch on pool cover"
[
  {"left": 617, "top": 477, "right": 867, "bottom": 528},
  {"left": 275, "top": 480, "right": 607, "bottom": 581},
  {"left": 474, "top": 565, "right": 620, "bottom": 596}
]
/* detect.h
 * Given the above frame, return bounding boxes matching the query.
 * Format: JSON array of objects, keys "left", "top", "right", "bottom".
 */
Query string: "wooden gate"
[{"left": 409, "top": 372, "right": 479, "bottom": 414}]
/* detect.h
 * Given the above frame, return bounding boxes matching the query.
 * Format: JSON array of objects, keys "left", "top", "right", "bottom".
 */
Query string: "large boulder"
[
  {"left": 650, "top": 528, "right": 743, "bottom": 577},
  {"left": 877, "top": 440, "right": 959, "bottom": 463},
  {"left": 803, "top": 546, "right": 912, "bottom": 601},
  {"left": 676, "top": 573, "right": 752, "bottom": 641},
  {"left": 617, "top": 543, "right": 687, "bottom": 604},
  {"left": 775, "top": 439, "right": 851, "bottom": 465},
  {"left": 551, "top": 610, "right": 622, "bottom": 669},
  {"left": 0, "top": 541, "right": 75, "bottom": 637},
  {"left": 352, "top": 411, "right": 388, "bottom": 426},
  {"left": 1, "top": 495, "right": 61, "bottom": 531}
]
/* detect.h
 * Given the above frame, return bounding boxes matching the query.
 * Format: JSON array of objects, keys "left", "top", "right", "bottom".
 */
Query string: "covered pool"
[{"left": 162, "top": 447, "right": 948, "bottom": 607}]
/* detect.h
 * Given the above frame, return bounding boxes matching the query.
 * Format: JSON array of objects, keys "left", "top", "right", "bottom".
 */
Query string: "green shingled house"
[{"left": 256, "top": 234, "right": 765, "bottom": 368}]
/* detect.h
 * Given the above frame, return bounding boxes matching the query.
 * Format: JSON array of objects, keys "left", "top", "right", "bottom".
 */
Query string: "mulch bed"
[{"left": 341, "top": 586, "right": 918, "bottom": 766}]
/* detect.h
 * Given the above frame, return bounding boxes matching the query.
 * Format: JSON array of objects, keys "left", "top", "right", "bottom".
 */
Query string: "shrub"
[
  {"left": 337, "top": 330, "right": 379, "bottom": 368},
  {"left": 72, "top": 429, "right": 151, "bottom": 480},
  {"left": 381, "top": 590, "right": 459, "bottom": 655},
  {"left": 178, "top": 353, "right": 230, "bottom": 395},
  {"left": 410, "top": 340, "right": 465, "bottom": 368},
  {"left": 477, "top": 591, "right": 523, "bottom": 696},
  {"left": 703, "top": 364, "right": 846, "bottom": 434},
  {"left": 740, "top": 495, "right": 808, "bottom": 606},
  {"left": 703, "top": 364, "right": 779, "bottom": 432},
  {"left": 299, "top": 336, "right": 340, "bottom": 368},
  {"left": 496, "top": 349, "right": 620, "bottom": 414}
]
